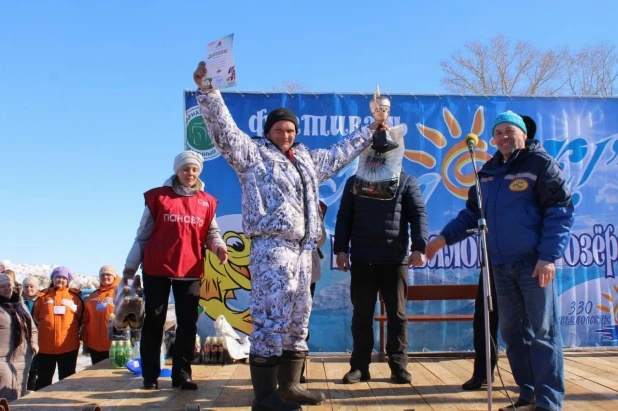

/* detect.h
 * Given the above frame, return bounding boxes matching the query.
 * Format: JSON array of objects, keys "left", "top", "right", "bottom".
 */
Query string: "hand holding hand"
[
  {"left": 408, "top": 251, "right": 426, "bottom": 267},
  {"left": 425, "top": 236, "right": 447, "bottom": 261}
]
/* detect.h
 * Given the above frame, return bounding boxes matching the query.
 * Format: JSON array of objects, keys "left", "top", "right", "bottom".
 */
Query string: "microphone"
[{"left": 465, "top": 133, "right": 479, "bottom": 151}]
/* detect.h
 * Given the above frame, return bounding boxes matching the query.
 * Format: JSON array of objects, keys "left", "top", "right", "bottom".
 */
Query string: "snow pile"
[{"left": 1, "top": 260, "right": 100, "bottom": 290}]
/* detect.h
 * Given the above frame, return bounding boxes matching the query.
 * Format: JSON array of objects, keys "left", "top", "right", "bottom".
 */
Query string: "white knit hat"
[
  {"left": 173, "top": 151, "right": 204, "bottom": 174},
  {"left": 99, "top": 265, "right": 118, "bottom": 278},
  {"left": 22, "top": 275, "right": 39, "bottom": 287}
]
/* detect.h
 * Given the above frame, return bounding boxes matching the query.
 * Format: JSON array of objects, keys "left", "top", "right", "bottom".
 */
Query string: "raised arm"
[
  {"left": 310, "top": 126, "right": 374, "bottom": 183},
  {"left": 194, "top": 62, "right": 259, "bottom": 173}
]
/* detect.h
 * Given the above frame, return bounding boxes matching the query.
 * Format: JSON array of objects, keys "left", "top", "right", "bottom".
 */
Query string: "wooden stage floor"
[{"left": 8, "top": 350, "right": 618, "bottom": 410}]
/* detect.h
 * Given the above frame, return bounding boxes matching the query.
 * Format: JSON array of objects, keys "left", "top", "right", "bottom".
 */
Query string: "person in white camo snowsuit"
[{"left": 194, "top": 62, "right": 385, "bottom": 411}]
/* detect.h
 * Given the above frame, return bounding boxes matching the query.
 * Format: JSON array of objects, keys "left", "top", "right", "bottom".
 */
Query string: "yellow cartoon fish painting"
[{"left": 201, "top": 229, "right": 253, "bottom": 335}]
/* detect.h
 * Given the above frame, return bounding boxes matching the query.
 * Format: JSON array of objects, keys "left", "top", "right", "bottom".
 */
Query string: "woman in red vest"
[{"left": 123, "top": 151, "right": 228, "bottom": 391}]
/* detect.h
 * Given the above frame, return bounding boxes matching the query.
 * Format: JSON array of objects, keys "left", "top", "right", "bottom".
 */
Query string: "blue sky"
[{"left": 0, "top": 0, "right": 615, "bottom": 277}]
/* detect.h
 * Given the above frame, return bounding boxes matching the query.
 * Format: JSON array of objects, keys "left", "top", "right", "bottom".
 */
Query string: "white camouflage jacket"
[{"left": 196, "top": 91, "right": 374, "bottom": 250}]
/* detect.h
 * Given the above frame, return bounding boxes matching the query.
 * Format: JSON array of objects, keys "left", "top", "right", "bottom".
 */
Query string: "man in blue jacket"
[
  {"left": 335, "top": 171, "right": 428, "bottom": 385},
  {"left": 426, "top": 111, "right": 574, "bottom": 411}
]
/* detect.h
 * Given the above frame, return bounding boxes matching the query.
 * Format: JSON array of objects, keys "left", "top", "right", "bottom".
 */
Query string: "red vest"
[{"left": 142, "top": 186, "right": 217, "bottom": 278}]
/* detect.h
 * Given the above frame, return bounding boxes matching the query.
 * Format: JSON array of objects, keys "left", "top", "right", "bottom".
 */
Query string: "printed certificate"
[{"left": 202, "top": 34, "right": 236, "bottom": 91}]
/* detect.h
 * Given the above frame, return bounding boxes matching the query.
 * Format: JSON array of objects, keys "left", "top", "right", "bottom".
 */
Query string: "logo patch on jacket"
[{"left": 509, "top": 178, "right": 529, "bottom": 191}]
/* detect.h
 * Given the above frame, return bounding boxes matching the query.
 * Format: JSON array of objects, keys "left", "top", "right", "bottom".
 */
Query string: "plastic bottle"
[
  {"left": 109, "top": 341, "right": 117, "bottom": 369},
  {"left": 191, "top": 335, "right": 201, "bottom": 364},
  {"left": 217, "top": 337, "right": 225, "bottom": 364},
  {"left": 107, "top": 314, "right": 116, "bottom": 340},
  {"left": 211, "top": 337, "right": 220, "bottom": 364},
  {"left": 116, "top": 341, "right": 126, "bottom": 368},
  {"left": 203, "top": 336, "right": 211, "bottom": 364},
  {"left": 124, "top": 340, "right": 133, "bottom": 362},
  {"left": 132, "top": 340, "right": 141, "bottom": 360},
  {"left": 160, "top": 340, "right": 166, "bottom": 367}
]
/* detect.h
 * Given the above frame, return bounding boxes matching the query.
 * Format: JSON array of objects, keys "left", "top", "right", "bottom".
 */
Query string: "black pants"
[
  {"left": 35, "top": 349, "right": 79, "bottom": 390},
  {"left": 472, "top": 269, "right": 499, "bottom": 378},
  {"left": 349, "top": 260, "right": 408, "bottom": 372},
  {"left": 89, "top": 348, "right": 109, "bottom": 365},
  {"left": 141, "top": 273, "right": 200, "bottom": 383}
]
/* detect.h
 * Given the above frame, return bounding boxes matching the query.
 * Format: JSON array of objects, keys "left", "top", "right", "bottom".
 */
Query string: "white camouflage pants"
[{"left": 249, "top": 237, "right": 313, "bottom": 357}]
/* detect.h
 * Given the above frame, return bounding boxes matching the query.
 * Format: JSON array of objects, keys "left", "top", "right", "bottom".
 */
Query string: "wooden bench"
[{"left": 375, "top": 284, "right": 478, "bottom": 360}]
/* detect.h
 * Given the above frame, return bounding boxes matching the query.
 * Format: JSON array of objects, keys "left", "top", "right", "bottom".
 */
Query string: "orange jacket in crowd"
[
  {"left": 82, "top": 275, "right": 121, "bottom": 352},
  {"left": 33, "top": 286, "right": 84, "bottom": 355}
]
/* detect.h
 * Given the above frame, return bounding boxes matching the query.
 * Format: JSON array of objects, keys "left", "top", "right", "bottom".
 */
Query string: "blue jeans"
[{"left": 492, "top": 258, "right": 564, "bottom": 411}]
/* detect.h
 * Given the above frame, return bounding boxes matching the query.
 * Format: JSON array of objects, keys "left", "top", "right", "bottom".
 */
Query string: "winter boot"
[
  {"left": 249, "top": 354, "right": 301, "bottom": 411},
  {"left": 27, "top": 369, "right": 37, "bottom": 391},
  {"left": 277, "top": 351, "right": 326, "bottom": 405}
]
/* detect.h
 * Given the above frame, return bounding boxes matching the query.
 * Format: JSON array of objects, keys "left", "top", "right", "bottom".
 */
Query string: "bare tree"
[
  {"left": 440, "top": 35, "right": 569, "bottom": 95},
  {"left": 271, "top": 79, "right": 305, "bottom": 93},
  {"left": 565, "top": 42, "right": 618, "bottom": 96}
]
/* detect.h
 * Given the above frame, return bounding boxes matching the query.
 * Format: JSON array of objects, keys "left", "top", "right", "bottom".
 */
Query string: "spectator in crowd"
[
  {"left": 0, "top": 273, "right": 38, "bottom": 401},
  {"left": 21, "top": 275, "right": 40, "bottom": 391},
  {"left": 335, "top": 170, "right": 428, "bottom": 385},
  {"left": 21, "top": 276, "right": 39, "bottom": 314},
  {"left": 425, "top": 111, "right": 574, "bottom": 411},
  {"left": 123, "top": 151, "right": 228, "bottom": 391},
  {"left": 33, "top": 266, "right": 83, "bottom": 390},
  {"left": 193, "top": 61, "right": 382, "bottom": 411},
  {"left": 2, "top": 270, "right": 21, "bottom": 299},
  {"left": 82, "top": 265, "right": 121, "bottom": 365}
]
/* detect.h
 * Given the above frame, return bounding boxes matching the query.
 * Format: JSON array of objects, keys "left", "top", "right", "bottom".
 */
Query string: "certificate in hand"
[{"left": 203, "top": 33, "right": 237, "bottom": 91}]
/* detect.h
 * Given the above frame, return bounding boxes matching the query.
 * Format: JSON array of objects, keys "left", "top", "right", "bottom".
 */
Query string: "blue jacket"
[
  {"left": 441, "top": 139, "right": 574, "bottom": 265},
  {"left": 334, "top": 172, "right": 428, "bottom": 264}
]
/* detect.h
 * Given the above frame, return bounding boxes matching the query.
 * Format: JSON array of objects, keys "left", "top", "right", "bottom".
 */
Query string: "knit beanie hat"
[
  {"left": 173, "top": 151, "right": 204, "bottom": 174},
  {"left": 22, "top": 275, "right": 39, "bottom": 288},
  {"left": 492, "top": 111, "right": 527, "bottom": 135},
  {"left": 99, "top": 265, "right": 118, "bottom": 278},
  {"left": 51, "top": 266, "right": 72, "bottom": 283},
  {"left": 264, "top": 108, "right": 298, "bottom": 136}
]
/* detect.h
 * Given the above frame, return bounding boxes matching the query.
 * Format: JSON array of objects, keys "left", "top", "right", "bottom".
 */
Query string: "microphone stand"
[{"left": 465, "top": 140, "right": 494, "bottom": 411}]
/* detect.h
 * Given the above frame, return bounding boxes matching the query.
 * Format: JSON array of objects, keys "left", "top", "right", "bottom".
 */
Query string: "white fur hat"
[{"left": 173, "top": 151, "right": 204, "bottom": 174}]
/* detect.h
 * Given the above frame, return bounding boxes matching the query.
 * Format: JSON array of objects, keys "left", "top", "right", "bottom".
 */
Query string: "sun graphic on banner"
[
  {"left": 596, "top": 285, "right": 618, "bottom": 323},
  {"left": 403, "top": 106, "right": 495, "bottom": 199}
]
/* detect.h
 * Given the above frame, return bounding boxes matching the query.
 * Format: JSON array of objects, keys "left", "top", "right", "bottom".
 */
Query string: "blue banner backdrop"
[{"left": 185, "top": 91, "right": 618, "bottom": 353}]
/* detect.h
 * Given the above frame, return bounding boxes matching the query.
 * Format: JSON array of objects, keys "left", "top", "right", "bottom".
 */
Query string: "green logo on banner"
[
  {"left": 185, "top": 106, "right": 221, "bottom": 161},
  {"left": 186, "top": 116, "right": 213, "bottom": 150}
]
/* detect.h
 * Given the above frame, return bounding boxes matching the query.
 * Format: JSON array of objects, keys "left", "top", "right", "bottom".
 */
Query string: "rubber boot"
[
  {"left": 249, "top": 355, "right": 301, "bottom": 411},
  {"left": 277, "top": 351, "right": 326, "bottom": 405}
]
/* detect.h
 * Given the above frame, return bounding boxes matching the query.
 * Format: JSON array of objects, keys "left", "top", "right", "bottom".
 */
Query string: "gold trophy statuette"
[
  {"left": 369, "top": 85, "right": 398, "bottom": 153},
  {"left": 369, "top": 85, "right": 391, "bottom": 122}
]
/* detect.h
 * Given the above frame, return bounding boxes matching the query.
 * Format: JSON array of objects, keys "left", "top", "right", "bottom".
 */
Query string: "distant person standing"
[
  {"left": 82, "top": 265, "right": 121, "bottom": 365},
  {"left": 0, "top": 273, "right": 38, "bottom": 401},
  {"left": 21, "top": 275, "right": 40, "bottom": 391},
  {"left": 33, "top": 266, "right": 83, "bottom": 390}
]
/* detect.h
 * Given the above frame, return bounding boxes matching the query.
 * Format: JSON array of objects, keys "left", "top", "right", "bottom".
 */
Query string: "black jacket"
[{"left": 334, "top": 172, "right": 429, "bottom": 264}]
